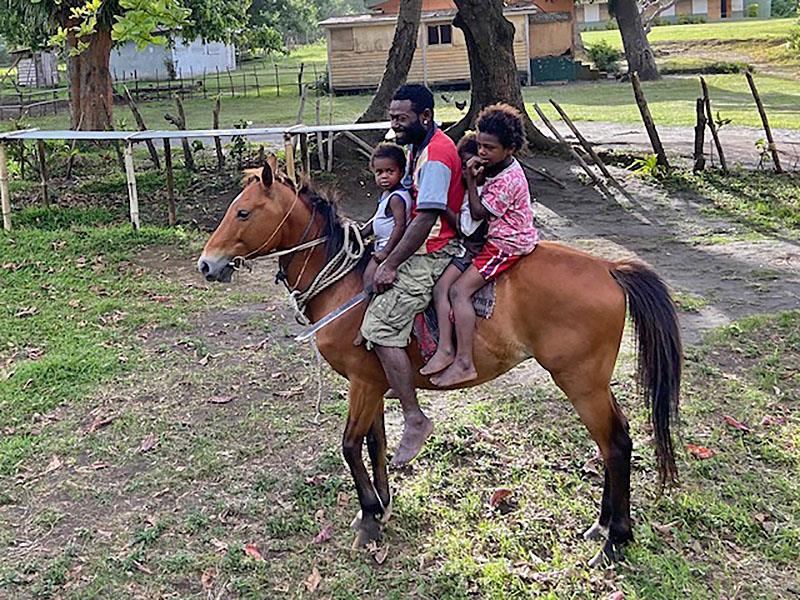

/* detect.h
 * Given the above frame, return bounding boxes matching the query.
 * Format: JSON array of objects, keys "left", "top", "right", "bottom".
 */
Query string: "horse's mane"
[{"left": 297, "top": 181, "right": 372, "bottom": 274}]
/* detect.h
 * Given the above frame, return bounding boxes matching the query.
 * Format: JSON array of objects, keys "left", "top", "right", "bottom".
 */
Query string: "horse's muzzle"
[{"left": 197, "top": 256, "right": 234, "bottom": 283}]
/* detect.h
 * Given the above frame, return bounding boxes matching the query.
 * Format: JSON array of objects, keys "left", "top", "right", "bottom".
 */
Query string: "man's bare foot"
[
  {"left": 353, "top": 332, "right": 364, "bottom": 346},
  {"left": 391, "top": 414, "right": 434, "bottom": 466},
  {"left": 419, "top": 348, "right": 454, "bottom": 376},
  {"left": 430, "top": 359, "right": 478, "bottom": 388},
  {"left": 384, "top": 388, "right": 399, "bottom": 399}
]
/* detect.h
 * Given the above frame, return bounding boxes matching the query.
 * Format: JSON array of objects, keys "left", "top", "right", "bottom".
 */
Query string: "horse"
[{"left": 197, "top": 157, "right": 682, "bottom": 566}]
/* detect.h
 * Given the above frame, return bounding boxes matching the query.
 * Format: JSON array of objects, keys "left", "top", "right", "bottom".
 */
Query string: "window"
[{"left": 427, "top": 24, "right": 452, "bottom": 46}]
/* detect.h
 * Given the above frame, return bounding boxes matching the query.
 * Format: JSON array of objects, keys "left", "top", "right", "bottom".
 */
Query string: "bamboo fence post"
[
  {"left": 226, "top": 68, "right": 235, "bottom": 97},
  {"left": 284, "top": 133, "right": 296, "bottom": 182},
  {"left": 124, "top": 85, "right": 160, "bottom": 169},
  {"left": 745, "top": 71, "right": 782, "bottom": 173},
  {"left": 315, "top": 98, "right": 325, "bottom": 169},
  {"left": 700, "top": 76, "right": 727, "bottom": 173},
  {"left": 296, "top": 84, "right": 308, "bottom": 123},
  {"left": 134, "top": 69, "right": 139, "bottom": 97},
  {"left": 65, "top": 112, "right": 84, "bottom": 179},
  {"left": 693, "top": 97, "right": 706, "bottom": 173},
  {"left": 155, "top": 70, "right": 160, "bottom": 100},
  {"left": 327, "top": 95, "right": 334, "bottom": 171},
  {"left": 163, "top": 138, "right": 176, "bottom": 226},
  {"left": 189, "top": 66, "right": 194, "bottom": 98},
  {"left": 213, "top": 96, "right": 224, "bottom": 171},
  {"left": 549, "top": 99, "right": 626, "bottom": 192},
  {"left": 0, "top": 143, "right": 11, "bottom": 231},
  {"left": 242, "top": 70, "right": 247, "bottom": 97},
  {"left": 216, "top": 67, "right": 221, "bottom": 95},
  {"left": 123, "top": 142, "right": 140, "bottom": 230},
  {"left": 36, "top": 139, "right": 49, "bottom": 207},
  {"left": 101, "top": 97, "right": 125, "bottom": 174},
  {"left": 203, "top": 68, "right": 208, "bottom": 99},
  {"left": 297, "top": 62, "right": 305, "bottom": 96},
  {"left": 165, "top": 96, "right": 195, "bottom": 171},
  {"left": 300, "top": 132, "right": 310, "bottom": 175},
  {"left": 532, "top": 103, "right": 603, "bottom": 186},
  {"left": 274, "top": 62, "right": 280, "bottom": 96},
  {"left": 630, "top": 72, "right": 669, "bottom": 170}
]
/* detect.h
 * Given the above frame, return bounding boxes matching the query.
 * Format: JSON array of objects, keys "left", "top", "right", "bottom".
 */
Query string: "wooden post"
[
  {"left": 532, "top": 103, "right": 603, "bottom": 187},
  {"left": 253, "top": 64, "right": 260, "bottom": 97},
  {"left": 284, "top": 133, "right": 296, "bottom": 182},
  {"left": 203, "top": 68, "right": 208, "bottom": 99},
  {"left": 300, "top": 132, "right": 310, "bottom": 175},
  {"left": 216, "top": 67, "right": 221, "bottom": 96},
  {"left": 163, "top": 138, "right": 176, "bottom": 226},
  {"left": 274, "top": 63, "right": 280, "bottom": 97},
  {"left": 124, "top": 85, "right": 160, "bottom": 169},
  {"left": 745, "top": 71, "right": 782, "bottom": 173},
  {"left": 123, "top": 142, "right": 140, "bottom": 230},
  {"left": 242, "top": 70, "right": 247, "bottom": 97},
  {"left": 65, "top": 112, "right": 84, "bottom": 179},
  {"left": 166, "top": 95, "right": 195, "bottom": 171},
  {"left": 630, "top": 72, "right": 670, "bottom": 170},
  {"left": 296, "top": 84, "right": 308, "bottom": 124},
  {"left": 315, "top": 97, "right": 324, "bottom": 170},
  {"left": 693, "top": 98, "right": 706, "bottom": 173},
  {"left": 297, "top": 62, "right": 305, "bottom": 96},
  {"left": 213, "top": 96, "right": 224, "bottom": 171},
  {"left": 700, "top": 76, "right": 727, "bottom": 173},
  {"left": 226, "top": 68, "right": 235, "bottom": 97},
  {"left": 155, "top": 69, "right": 160, "bottom": 100},
  {"left": 549, "top": 99, "right": 626, "bottom": 193},
  {"left": 327, "top": 95, "right": 334, "bottom": 171},
  {"left": 0, "top": 143, "right": 11, "bottom": 231},
  {"left": 36, "top": 139, "right": 49, "bottom": 207}
]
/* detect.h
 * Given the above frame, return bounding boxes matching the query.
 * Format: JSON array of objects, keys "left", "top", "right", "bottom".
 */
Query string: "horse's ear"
[
  {"left": 261, "top": 161, "right": 274, "bottom": 189},
  {"left": 267, "top": 153, "right": 278, "bottom": 174}
]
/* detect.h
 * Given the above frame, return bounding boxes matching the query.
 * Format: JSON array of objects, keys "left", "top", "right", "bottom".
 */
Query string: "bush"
[
  {"left": 746, "top": 3, "right": 759, "bottom": 17},
  {"left": 586, "top": 39, "right": 622, "bottom": 72},
  {"left": 772, "top": 0, "right": 798, "bottom": 17},
  {"left": 677, "top": 14, "right": 707, "bottom": 24},
  {"left": 790, "top": 20, "right": 800, "bottom": 53}
]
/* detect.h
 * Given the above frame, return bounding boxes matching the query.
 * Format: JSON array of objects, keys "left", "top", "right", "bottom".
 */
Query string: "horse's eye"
[{"left": 236, "top": 209, "right": 250, "bottom": 220}]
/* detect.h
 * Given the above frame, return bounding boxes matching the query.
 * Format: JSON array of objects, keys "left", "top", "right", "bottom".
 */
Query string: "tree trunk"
[
  {"left": 613, "top": 0, "right": 660, "bottom": 81},
  {"left": 449, "top": 0, "right": 557, "bottom": 152},
  {"left": 67, "top": 25, "right": 114, "bottom": 130},
  {"left": 357, "top": 0, "right": 423, "bottom": 123}
]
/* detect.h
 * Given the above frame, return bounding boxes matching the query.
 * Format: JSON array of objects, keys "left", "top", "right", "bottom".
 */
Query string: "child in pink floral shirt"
[{"left": 428, "top": 103, "right": 538, "bottom": 387}]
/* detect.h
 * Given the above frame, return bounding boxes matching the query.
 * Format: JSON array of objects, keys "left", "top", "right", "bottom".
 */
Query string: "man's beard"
[{"left": 396, "top": 119, "right": 427, "bottom": 146}]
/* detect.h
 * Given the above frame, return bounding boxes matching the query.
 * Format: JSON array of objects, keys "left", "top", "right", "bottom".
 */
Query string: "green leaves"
[{"left": 112, "top": 0, "right": 191, "bottom": 49}]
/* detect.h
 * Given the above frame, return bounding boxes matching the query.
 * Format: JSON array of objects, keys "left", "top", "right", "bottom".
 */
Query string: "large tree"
[
  {"left": 1, "top": 0, "right": 247, "bottom": 130},
  {"left": 449, "top": 0, "right": 556, "bottom": 151},
  {"left": 609, "top": 0, "right": 660, "bottom": 80},
  {"left": 357, "top": 0, "right": 422, "bottom": 124}
]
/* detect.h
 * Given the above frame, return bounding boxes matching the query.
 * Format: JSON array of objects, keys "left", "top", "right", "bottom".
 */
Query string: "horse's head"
[{"left": 198, "top": 156, "right": 301, "bottom": 282}]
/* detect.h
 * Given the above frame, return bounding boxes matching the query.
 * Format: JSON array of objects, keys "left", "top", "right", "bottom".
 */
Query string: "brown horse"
[{"left": 197, "top": 158, "right": 682, "bottom": 565}]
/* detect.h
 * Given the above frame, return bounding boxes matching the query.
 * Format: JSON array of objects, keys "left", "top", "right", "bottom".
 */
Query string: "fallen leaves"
[
  {"left": 305, "top": 566, "right": 321, "bottom": 592},
  {"left": 489, "top": 488, "right": 513, "bottom": 509},
  {"left": 686, "top": 443, "right": 716, "bottom": 460},
  {"left": 723, "top": 415, "right": 751, "bottom": 433},
  {"left": 208, "top": 395, "right": 234, "bottom": 405},
  {"left": 86, "top": 413, "right": 116, "bottom": 434},
  {"left": 313, "top": 523, "right": 334, "bottom": 544},
  {"left": 244, "top": 542, "right": 265, "bottom": 562},
  {"left": 138, "top": 434, "right": 157, "bottom": 453},
  {"left": 201, "top": 567, "right": 217, "bottom": 590},
  {"left": 44, "top": 455, "right": 63, "bottom": 474},
  {"left": 366, "top": 540, "right": 389, "bottom": 565}
]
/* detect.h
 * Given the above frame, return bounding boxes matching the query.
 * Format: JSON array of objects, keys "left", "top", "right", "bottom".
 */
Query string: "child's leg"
[
  {"left": 354, "top": 259, "right": 378, "bottom": 346},
  {"left": 430, "top": 265, "right": 487, "bottom": 387},
  {"left": 420, "top": 263, "right": 462, "bottom": 375}
]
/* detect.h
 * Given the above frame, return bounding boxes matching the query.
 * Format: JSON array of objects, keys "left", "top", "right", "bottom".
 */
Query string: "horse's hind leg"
[
  {"left": 553, "top": 370, "right": 633, "bottom": 565},
  {"left": 342, "top": 379, "right": 388, "bottom": 547}
]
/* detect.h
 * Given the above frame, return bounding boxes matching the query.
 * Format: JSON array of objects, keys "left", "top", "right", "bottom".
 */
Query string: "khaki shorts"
[{"left": 361, "top": 241, "right": 462, "bottom": 348}]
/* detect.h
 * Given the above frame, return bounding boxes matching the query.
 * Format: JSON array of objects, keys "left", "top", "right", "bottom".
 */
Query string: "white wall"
[
  {"left": 584, "top": 3, "right": 601, "bottom": 21},
  {"left": 110, "top": 36, "right": 236, "bottom": 81},
  {"left": 691, "top": 0, "right": 708, "bottom": 13}
]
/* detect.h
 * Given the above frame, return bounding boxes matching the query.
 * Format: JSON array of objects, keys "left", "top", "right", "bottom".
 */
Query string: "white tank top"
[{"left": 372, "top": 188, "right": 413, "bottom": 251}]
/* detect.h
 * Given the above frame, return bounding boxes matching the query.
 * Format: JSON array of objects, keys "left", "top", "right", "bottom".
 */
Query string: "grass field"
[{"left": 1, "top": 162, "right": 798, "bottom": 597}]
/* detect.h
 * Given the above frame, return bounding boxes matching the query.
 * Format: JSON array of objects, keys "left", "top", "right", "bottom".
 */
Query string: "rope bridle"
[{"left": 229, "top": 176, "right": 366, "bottom": 324}]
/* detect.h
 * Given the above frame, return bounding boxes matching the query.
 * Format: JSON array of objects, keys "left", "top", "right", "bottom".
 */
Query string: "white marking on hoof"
[
  {"left": 350, "top": 510, "right": 362, "bottom": 530},
  {"left": 583, "top": 520, "right": 609, "bottom": 541},
  {"left": 379, "top": 498, "right": 392, "bottom": 524},
  {"left": 588, "top": 549, "right": 609, "bottom": 569}
]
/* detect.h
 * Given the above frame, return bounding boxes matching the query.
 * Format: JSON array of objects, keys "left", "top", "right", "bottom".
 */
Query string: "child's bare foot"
[
  {"left": 430, "top": 359, "right": 478, "bottom": 388},
  {"left": 391, "top": 413, "right": 434, "bottom": 466},
  {"left": 384, "top": 388, "right": 399, "bottom": 399},
  {"left": 353, "top": 332, "right": 364, "bottom": 346},
  {"left": 419, "top": 348, "right": 454, "bottom": 376}
]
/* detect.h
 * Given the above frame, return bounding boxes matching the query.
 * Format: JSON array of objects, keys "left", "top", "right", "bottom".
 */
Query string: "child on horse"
[
  {"left": 420, "top": 132, "right": 488, "bottom": 376},
  {"left": 427, "top": 103, "right": 539, "bottom": 387}
]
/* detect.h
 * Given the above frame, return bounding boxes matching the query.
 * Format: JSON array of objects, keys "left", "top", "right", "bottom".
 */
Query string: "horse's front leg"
[
  {"left": 342, "top": 379, "right": 388, "bottom": 548},
  {"left": 366, "top": 406, "right": 391, "bottom": 521}
]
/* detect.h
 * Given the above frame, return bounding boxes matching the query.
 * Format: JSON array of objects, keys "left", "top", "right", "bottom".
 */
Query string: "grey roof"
[{"left": 320, "top": 4, "right": 539, "bottom": 27}]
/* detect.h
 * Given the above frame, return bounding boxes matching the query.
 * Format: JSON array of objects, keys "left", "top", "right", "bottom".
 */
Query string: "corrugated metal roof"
[{"left": 320, "top": 4, "right": 539, "bottom": 27}]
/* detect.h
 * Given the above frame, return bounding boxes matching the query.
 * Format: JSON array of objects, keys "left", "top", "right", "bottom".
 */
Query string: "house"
[
  {"left": 110, "top": 35, "right": 236, "bottom": 81},
  {"left": 577, "top": 0, "right": 771, "bottom": 29},
  {"left": 11, "top": 49, "right": 59, "bottom": 87},
  {"left": 320, "top": 0, "right": 594, "bottom": 92}
]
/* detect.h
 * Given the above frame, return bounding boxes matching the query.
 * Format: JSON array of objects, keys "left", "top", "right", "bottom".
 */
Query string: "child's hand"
[{"left": 466, "top": 156, "right": 485, "bottom": 181}]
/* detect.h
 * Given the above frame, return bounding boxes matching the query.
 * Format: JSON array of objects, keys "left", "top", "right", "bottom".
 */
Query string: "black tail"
[{"left": 611, "top": 261, "right": 682, "bottom": 487}]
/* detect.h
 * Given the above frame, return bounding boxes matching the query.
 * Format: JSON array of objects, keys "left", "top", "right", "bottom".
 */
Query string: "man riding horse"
[{"left": 361, "top": 84, "right": 465, "bottom": 466}]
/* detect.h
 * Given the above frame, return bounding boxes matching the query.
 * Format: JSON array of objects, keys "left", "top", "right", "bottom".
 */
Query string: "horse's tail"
[{"left": 611, "top": 260, "right": 682, "bottom": 487}]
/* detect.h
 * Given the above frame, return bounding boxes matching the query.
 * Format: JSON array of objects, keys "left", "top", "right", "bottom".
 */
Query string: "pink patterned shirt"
[{"left": 480, "top": 158, "right": 538, "bottom": 255}]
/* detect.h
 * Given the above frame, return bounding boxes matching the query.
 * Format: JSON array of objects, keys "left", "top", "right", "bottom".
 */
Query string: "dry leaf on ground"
[
  {"left": 208, "top": 395, "right": 234, "bottom": 404},
  {"left": 686, "top": 443, "right": 715, "bottom": 459},
  {"left": 244, "top": 543, "right": 265, "bottom": 562},
  {"left": 305, "top": 566, "right": 321, "bottom": 592},
  {"left": 489, "top": 488, "right": 513, "bottom": 508},
  {"left": 138, "top": 434, "right": 157, "bottom": 453},
  {"left": 723, "top": 415, "right": 751, "bottom": 432},
  {"left": 313, "top": 524, "right": 333, "bottom": 544}
]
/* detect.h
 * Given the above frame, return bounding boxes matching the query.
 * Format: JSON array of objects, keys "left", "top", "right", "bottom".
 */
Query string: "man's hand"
[{"left": 373, "top": 261, "right": 398, "bottom": 294}]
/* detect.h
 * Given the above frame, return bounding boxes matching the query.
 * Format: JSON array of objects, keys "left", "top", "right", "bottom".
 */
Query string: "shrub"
[
  {"left": 677, "top": 14, "right": 707, "bottom": 24},
  {"left": 586, "top": 39, "right": 622, "bottom": 72},
  {"left": 789, "top": 20, "right": 800, "bottom": 53},
  {"left": 746, "top": 2, "right": 759, "bottom": 17},
  {"left": 772, "top": 0, "right": 798, "bottom": 17}
]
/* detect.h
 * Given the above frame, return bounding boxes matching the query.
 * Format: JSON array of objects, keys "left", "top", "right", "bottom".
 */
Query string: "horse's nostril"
[{"left": 200, "top": 260, "right": 210, "bottom": 275}]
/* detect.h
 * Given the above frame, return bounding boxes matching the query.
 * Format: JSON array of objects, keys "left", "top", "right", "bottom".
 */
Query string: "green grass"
[{"left": 583, "top": 17, "right": 798, "bottom": 46}]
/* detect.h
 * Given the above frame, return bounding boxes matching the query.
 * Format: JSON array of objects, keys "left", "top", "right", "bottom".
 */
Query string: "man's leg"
[{"left": 374, "top": 345, "right": 433, "bottom": 466}]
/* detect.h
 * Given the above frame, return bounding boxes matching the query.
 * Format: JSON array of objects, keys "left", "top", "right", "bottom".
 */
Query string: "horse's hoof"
[
  {"left": 588, "top": 549, "right": 609, "bottom": 568},
  {"left": 351, "top": 517, "right": 382, "bottom": 550},
  {"left": 588, "top": 541, "right": 625, "bottom": 568},
  {"left": 583, "top": 520, "right": 609, "bottom": 541},
  {"left": 350, "top": 509, "right": 363, "bottom": 530}
]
